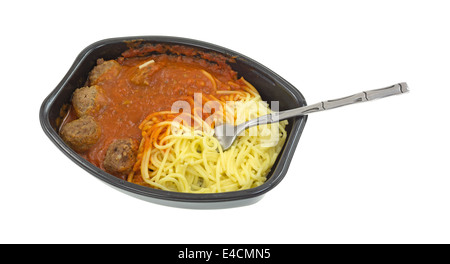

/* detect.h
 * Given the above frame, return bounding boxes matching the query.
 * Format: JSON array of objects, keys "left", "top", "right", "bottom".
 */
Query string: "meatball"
[
  {"left": 88, "top": 59, "right": 120, "bottom": 85},
  {"left": 60, "top": 116, "right": 101, "bottom": 152},
  {"left": 72, "top": 85, "right": 104, "bottom": 117},
  {"left": 103, "top": 139, "right": 138, "bottom": 176}
]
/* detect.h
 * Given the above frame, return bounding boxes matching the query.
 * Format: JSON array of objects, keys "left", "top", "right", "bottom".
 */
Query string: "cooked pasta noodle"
[
  {"left": 60, "top": 44, "right": 289, "bottom": 193},
  {"left": 128, "top": 74, "right": 288, "bottom": 193}
]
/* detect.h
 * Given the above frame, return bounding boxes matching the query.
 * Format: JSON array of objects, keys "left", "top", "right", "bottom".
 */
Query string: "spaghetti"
[
  {"left": 60, "top": 44, "right": 288, "bottom": 193},
  {"left": 128, "top": 73, "right": 288, "bottom": 193}
]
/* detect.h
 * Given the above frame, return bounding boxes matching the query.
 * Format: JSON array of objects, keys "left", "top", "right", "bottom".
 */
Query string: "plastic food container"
[{"left": 39, "top": 36, "right": 308, "bottom": 209}]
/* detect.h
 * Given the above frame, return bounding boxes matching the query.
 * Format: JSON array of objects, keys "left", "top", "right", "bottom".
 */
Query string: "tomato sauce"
[{"left": 61, "top": 45, "right": 246, "bottom": 179}]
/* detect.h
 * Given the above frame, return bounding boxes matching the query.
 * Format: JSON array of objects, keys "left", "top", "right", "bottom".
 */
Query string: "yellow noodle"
[{"left": 131, "top": 78, "right": 288, "bottom": 193}]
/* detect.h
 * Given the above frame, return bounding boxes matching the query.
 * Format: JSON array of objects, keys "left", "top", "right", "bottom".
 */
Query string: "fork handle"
[{"left": 239, "top": 82, "right": 409, "bottom": 131}]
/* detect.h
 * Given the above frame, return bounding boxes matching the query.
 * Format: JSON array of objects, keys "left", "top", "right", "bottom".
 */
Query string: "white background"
[{"left": 1, "top": 0, "right": 449, "bottom": 244}]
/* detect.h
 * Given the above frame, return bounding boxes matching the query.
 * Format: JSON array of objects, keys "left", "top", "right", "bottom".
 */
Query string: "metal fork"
[{"left": 214, "top": 82, "right": 409, "bottom": 150}]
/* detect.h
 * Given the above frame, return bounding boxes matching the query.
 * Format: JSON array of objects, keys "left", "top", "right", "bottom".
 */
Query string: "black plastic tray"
[{"left": 39, "top": 36, "right": 307, "bottom": 209}]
